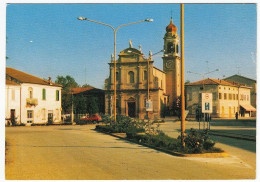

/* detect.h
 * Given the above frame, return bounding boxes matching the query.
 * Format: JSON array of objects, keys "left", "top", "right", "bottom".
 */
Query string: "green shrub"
[
  {"left": 183, "top": 128, "right": 216, "bottom": 153},
  {"left": 100, "top": 114, "right": 112, "bottom": 124}
]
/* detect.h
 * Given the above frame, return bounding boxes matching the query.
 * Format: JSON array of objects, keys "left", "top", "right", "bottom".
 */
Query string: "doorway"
[
  {"left": 48, "top": 111, "right": 53, "bottom": 124},
  {"left": 10, "top": 109, "right": 15, "bottom": 125},
  {"left": 128, "top": 102, "right": 136, "bottom": 118}
]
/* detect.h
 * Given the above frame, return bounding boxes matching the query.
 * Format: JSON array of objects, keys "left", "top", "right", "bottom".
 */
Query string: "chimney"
[{"left": 48, "top": 77, "right": 52, "bottom": 85}]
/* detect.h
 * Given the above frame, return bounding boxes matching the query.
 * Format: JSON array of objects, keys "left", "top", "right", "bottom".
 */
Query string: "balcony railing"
[{"left": 26, "top": 98, "right": 38, "bottom": 106}]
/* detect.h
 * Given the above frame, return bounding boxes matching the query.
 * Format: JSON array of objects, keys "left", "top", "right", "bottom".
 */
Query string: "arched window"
[
  {"left": 28, "top": 87, "right": 33, "bottom": 99},
  {"left": 143, "top": 70, "right": 147, "bottom": 80},
  {"left": 167, "top": 42, "right": 174, "bottom": 53},
  {"left": 128, "top": 71, "right": 134, "bottom": 83}
]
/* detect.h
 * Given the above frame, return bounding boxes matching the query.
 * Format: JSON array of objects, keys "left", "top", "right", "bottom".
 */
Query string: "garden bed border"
[{"left": 95, "top": 129, "right": 228, "bottom": 158}]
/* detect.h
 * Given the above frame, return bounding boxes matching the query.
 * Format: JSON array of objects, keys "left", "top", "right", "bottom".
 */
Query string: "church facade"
[{"left": 104, "top": 18, "right": 181, "bottom": 119}]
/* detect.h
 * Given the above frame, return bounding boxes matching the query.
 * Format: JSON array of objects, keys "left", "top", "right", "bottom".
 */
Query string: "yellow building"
[
  {"left": 185, "top": 78, "right": 256, "bottom": 118},
  {"left": 104, "top": 18, "right": 181, "bottom": 119},
  {"left": 224, "top": 74, "right": 256, "bottom": 108}
]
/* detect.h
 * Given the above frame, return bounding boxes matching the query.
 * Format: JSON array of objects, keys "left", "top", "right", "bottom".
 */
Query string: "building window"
[
  {"left": 213, "top": 93, "right": 217, "bottom": 100},
  {"left": 128, "top": 71, "right": 135, "bottom": 83},
  {"left": 28, "top": 87, "right": 33, "bottom": 99},
  {"left": 236, "top": 94, "right": 238, "bottom": 100},
  {"left": 224, "top": 93, "right": 227, "bottom": 100},
  {"left": 167, "top": 42, "right": 174, "bottom": 53},
  {"left": 42, "top": 89, "right": 46, "bottom": 100},
  {"left": 233, "top": 94, "right": 235, "bottom": 100},
  {"left": 144, "top": 70, "right": 147, "bottom": 80},
  {"left": 56, "top": 90, "right": 59, "bottom": 101},
  {"left": 116, "top": 72, "right": 119, "bottom": 81},
  {"left": 229, "top": 94, "right": 232, "bottom": 100},
  {"left": 247, "top": 95, "right": 249, "bottom": 101},
  {"left": 27, "top": 110, "right": 33, "bottom": 118},
  {"left": 219, "top": 93, "right": 222, "bottom": 100},
  {"left": 219, "top": 87, "right": 221, "bottom": 90},
  {"left": 213, "top": 106, "right": 216, "bottom": 113},
  {"left": 176, "top": 44, "right": 179, "bottom": 53}
]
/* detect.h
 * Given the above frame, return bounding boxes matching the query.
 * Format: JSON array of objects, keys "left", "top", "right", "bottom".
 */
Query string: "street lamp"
[{"left": 77, "top": 17, "right": 153, "bottom": 122}]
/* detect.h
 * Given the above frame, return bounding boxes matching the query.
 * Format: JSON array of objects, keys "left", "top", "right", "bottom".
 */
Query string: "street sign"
[
  {"left": 146, "top": 99, "right": 153, "bottom": 111},
  {"left": 202, "top": 93, "right": 212, "bottom": 113}
]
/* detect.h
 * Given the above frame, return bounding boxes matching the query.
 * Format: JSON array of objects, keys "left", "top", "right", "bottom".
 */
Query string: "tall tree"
[{"left": 55, "top": 75, "right": 79, "bottom": 114}]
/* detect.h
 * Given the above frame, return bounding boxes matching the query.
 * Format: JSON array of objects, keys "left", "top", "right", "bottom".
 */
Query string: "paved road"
[{"left": 5, "top": 125, "right": 256, "bottom": 180}]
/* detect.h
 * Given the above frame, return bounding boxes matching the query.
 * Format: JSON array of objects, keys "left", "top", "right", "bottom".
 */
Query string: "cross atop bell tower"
[{"left": 163, "top": 17, "right": 181, "bottom": 110}]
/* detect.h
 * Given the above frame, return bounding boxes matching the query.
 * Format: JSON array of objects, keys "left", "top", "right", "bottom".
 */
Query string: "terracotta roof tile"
[
  {"left": 72, "top": 87, "right": 95, "bottom": 94},
  {"left": 6, "top": 67, "right": 61, "bottom": 87},
  {"left": 6, "top": 79, "right": 20, "bottom": 86},
  {"left": 186, "top": 78, "right": 237, "bottom": 87}
]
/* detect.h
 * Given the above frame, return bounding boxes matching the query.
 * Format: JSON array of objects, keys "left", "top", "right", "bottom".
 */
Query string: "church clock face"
[{"left": 166, "top": 60, "right": 173, "bottom": 68}]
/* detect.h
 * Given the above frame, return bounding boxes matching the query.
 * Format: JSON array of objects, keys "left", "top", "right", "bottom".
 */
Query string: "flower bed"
[{"left": 95, "top": 115, "right": 224, "bottom": 154}]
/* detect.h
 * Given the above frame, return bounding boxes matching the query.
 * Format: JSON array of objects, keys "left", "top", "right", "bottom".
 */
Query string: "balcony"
[{"left": 26, "top": 98, "right": 38, "bottom": 106}]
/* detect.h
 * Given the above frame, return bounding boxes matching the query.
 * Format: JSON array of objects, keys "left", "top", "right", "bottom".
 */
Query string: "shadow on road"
[{"left": 210, "top": 134, "right": 256, "bottom": 153}]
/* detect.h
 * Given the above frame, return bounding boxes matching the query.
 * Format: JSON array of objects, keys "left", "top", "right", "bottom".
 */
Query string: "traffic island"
[{"left": 95, "top": 125, "right": 227, "bottom": 158}]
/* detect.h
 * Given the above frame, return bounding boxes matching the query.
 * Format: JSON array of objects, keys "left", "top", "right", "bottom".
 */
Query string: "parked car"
[{"left": 80, "top": 114, "right": 102, "bottom": 123}]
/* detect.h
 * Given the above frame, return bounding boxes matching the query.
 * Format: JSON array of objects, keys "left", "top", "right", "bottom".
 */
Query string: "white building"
[{"left": 6, "top": 67, "right": 62, "bottom": 125}]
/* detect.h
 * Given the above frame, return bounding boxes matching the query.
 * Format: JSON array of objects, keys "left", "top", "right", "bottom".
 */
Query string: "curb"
[{"left": 95, "top": 129, "right": 228, "bottom": 158}]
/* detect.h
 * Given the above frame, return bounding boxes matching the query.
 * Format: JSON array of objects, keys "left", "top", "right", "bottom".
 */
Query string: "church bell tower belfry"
[{"left": 163, "top": 17, "right": 181, "bottom": 109}]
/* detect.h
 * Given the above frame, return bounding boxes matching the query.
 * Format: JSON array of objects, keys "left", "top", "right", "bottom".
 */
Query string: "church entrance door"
[{"left": 128, "top": 102, "right": 136, "bottom": 118}]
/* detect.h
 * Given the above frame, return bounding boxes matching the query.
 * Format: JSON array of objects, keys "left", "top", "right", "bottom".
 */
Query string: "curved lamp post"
[{"left": 77, "top": 17, "right": 153, "bottom": 122}]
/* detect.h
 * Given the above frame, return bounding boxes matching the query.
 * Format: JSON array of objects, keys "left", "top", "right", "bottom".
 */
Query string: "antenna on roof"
[
  {"left": 236, "top": 65, "right": 241, "bottom": 75},
  {"left": 171, "top": 10, "right": 172, "bottom": 19}
]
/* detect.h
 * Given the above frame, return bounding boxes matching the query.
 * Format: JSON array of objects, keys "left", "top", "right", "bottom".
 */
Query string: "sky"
[{"left": 5, "top": 3, "right": 257, "bottom": 89}]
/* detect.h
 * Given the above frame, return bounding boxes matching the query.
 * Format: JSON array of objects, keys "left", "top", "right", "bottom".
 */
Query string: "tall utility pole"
[{"left": 180, "top": 4, "right": 185, "bottom": 147}]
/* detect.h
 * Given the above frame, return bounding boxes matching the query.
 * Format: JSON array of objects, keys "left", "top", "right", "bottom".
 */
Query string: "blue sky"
[{"left": 6, "top": 3, "right": 256, "bottom": 88}]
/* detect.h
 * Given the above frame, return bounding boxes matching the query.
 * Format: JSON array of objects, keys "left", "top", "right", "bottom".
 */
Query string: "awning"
[{"left": 240, "top": 104, "right": 256, "bottom": 112}]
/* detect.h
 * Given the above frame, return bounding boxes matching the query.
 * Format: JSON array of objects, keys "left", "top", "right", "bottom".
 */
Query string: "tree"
[
  {"left": 81, "top": 83, "right": 91, "bottom": 87},
  {"left": 185, "top": 80, "right": 190, "bottom": 84},
  {"left": 87, "top": 97, "right": 99, "bottom": 114},
  {"left": 55, "top": 75, "right": 79, "bottom": 114}
]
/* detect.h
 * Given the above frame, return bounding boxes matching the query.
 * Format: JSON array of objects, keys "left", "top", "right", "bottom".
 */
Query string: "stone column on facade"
[
  {"left": 138, "top": 65, "right": 142, "bottom": 89},
  {"left": 119, "top": 66, "right": 124, "bottom": 90},
  {"left": 149, "top": 64, "right": 153, "bottom": 89},
  {"left": 137, "top": 93, "right": 142, "bottom": 118},
  {"left": 120, "top": 93, "right": 126, "bottom": 115},
  {"left": 110, "top": 67, "right": 114, "bottom": 90}
]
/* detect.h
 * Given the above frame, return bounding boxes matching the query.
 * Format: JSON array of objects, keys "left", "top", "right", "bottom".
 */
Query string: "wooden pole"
[{"left": 181, "top": 4, "right": 185, "bottom": 147}]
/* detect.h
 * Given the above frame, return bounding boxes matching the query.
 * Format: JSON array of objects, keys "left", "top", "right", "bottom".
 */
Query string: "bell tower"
[{"left": 163, "top": 17, "right": 181, "bottom": 109}]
